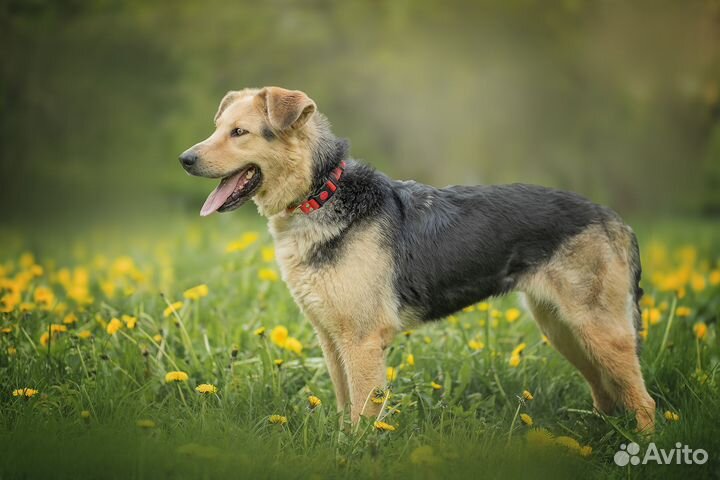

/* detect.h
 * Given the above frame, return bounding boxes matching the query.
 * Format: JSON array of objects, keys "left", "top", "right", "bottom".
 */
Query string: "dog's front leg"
[
  {"left": 341, "top": 325, "right": 396, "bottom": 423},
  {"left": 313, "top": 324, "right": 350, "bottom": 413}
]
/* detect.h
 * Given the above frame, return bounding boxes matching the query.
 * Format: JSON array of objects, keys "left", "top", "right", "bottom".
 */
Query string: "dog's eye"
[{"left": 230, "top": 128, "right": 249, "bottom": 138}]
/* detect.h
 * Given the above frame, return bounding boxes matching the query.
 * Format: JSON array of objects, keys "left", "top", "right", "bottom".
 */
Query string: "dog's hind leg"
[
  {"left": 526, "top": 297, "right": 617, "bottom": 414},
  {"left": 521, "top": 224, "right": 655, "bottom": 433},
  {"left": 572, "top": 315, "right": 655, "bottom": 433}
]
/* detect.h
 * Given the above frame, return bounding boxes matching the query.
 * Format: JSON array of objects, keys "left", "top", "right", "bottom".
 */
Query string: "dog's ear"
[
  {"left": 214, "top": 91, "right": 240, "bottom": 123},
  {"left": 256, "top": 87, "right": 316, "bottom": 131}
]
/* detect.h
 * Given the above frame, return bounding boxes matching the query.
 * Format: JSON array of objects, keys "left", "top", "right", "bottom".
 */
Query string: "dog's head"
[{"left": 180, "top": 87, "right": 319, "bottom": 216}]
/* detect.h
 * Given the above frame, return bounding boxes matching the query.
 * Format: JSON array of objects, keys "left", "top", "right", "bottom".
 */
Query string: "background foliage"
[{"left": 2, "top": 0, "right": 720, "bottom": 227}]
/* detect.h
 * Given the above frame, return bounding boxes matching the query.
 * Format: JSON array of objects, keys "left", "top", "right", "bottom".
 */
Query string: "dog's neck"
[
  {"left": 282, "top": 126, "right": 350, "bottom": 215},
  {"left": 308, "top": 136, "right": 350, "bottom": 195}
]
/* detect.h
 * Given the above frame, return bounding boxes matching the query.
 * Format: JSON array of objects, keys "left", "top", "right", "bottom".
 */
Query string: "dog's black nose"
[{"left": 179, "top": 151, "right": 198, "bottom": 168}]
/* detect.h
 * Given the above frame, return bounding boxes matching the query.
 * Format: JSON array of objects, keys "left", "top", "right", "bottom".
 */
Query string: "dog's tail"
[{"left": 627, "top": 227, "right": 644, "bottom": 353}]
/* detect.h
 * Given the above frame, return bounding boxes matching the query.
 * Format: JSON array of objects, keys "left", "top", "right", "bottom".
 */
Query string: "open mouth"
[{"left": 200, "top": 164, "right": 263, "bottom": 216}]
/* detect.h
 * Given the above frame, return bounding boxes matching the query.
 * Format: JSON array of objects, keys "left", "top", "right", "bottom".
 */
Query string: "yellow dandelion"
[
  {"left": 520, "top": 413, "right": 533, "bottom": 426},
  {"left": 77, "top": 330, "right": 92, "bottom": 340},
  {"left": 371, "top": 388, "right": 387, "bottom": 405},
  {"left": 152, "top": 333, "right": 162, "bottom": 343},
  {"left": 468, "top": 339, "right": 485, "bottom": 351},
  {"left": 33, "top": 286, "right": 55, "bottom": 309},
  {"left": 270, "top": 326, "right": 288, "bottom": 347},
  {"left": 285, "top": 337, "right": 303, "bottom": 354},
  {"left": 676, "top": 306, "right": 692, "bottom": 318},
  {"left": 522, "top": 390, "right": 534, "bottom": 401},
  {"left": 693, "top": 322, "right": 708, "bottom": 340},
  {"left": 136, "top": 419, "right": 156, "bottom": 429},
  {"left": 505, "top": 308, "right": 521, "bottom": 323},
  {"left": 509, "top": 342, "right": 527, "bottom": 367},
  {"left": 554, "top": 436, "right": 581, "bottom": 452},
  {"left": 387, "top": 366, "right": 398, "bottom": 382},
  {"left": 106, "top": 318, "right": 123, "bottom": 335},
  {"left": 254, "top": 326, "right": 266, "bottom": 337},
  {"left": 50, "top": 324, "right": 67, "bottom": 334},
  {"left": 163, "top": 301, "right": 184, "bottom": 318},
  {"left": 527, "top": 428, "right": 554, "bottom": 446},
  {"left": 691, "top": 274, "right": 706, "bottom": 292},
  {"left": 165, "top": 371, "right": 189, "bottom": 383},
  {"left": 273, "top": 358, "right": 284, "bottom": 367},
  {"left": 664, "top": 410, "right": 680, "bottom": 422},
  {"left": 477, "top": 302, "right": 490, "bottom": 311},
  {"left": 63, "top": 313, "right": 78, "bottom": 325},
  {"left": 406, "top": 353, "right": 415, "bottom": 366},
  {"left": 1, "top": 327, "right": 12, "bottom": 334},
  {"left": 100, "top": 280, "right": 116, "bottom": 299},
  {"left": 373, "top": 421, "right": 396, "bottom": 432},
  {"left": 269, "top": 414, "right": 287, "bottom": 425},
  {"left": 424, "top": 336, "right": 432, "bottom": 344},
  {"left": 7, "top": 346, "right": 16, "bottom": 356},
  {"left": 431, "top": 381, "right": 442, "bottom": 390},
  {"left": 462, "top": 305, "right": 475, "bottom": 313},
  {"left": 183, "top": 284, "right": 209, "bottom": 301},
  {"left": 258, "top": 268, "right": 279, "bottom": 282},
  {"left": 122, "top": 314, "right": 137, "bottom": 329},
  {"left": 261, "top": 246, "right": 275, "bottom": 262},
  {"left": 226, "top": 232, "right": 260, "bottom": 253},
  {"left": 511, "top": 342, "right": 527, "bottom": 356},
  {"left": 12, "top": 388, "right": 39, "bottom": 398},
  {"left": 19, "top": 302, "right": 35, "bottom": 313},
  {"left": 308, "top": 395, "right": 322, "bottom": 409},
  {"left": 709, "top": 270, "right": 720, "bottom": 286},
  {"left": 490, "top": 309, "right": 502, "bottom": 319},
  {"left": 579, "top": 445, "right": 592, "bottom": 458},
  {"left": 448, "top": 315, "right": 459, "bottom": 325},
  {"left": 80, "top": 410, "right": 91, "bottom": 419},
  {"left": 40, "top": 323, "right": 68, "bottom": 346},
  {"left": 0, "top": 292, "right": 19, "bottom": 313},
  {"left": 195, "top": 383, "right": 218, "bottom": 394},
  {"left": 643, "top": 308, "right": 662, "bottom": 325}
]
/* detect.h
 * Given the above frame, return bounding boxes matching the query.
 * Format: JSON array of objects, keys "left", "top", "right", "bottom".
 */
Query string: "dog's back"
[{"left": 381, "top": 178, "right": 618, "bottom": 320}]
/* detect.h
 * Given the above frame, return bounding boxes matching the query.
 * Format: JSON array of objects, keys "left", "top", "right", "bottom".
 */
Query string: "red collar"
[{"left": 287, "top": 161, "right": 346, "bottom": 215}]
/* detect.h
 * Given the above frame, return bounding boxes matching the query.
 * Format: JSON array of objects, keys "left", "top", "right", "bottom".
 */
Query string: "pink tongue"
[{"left": 200, "top": 172, "right": 242, "bottom": 216}]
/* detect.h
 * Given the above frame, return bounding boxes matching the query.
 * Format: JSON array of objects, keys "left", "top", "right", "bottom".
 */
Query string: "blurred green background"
[{"left": 1, "top": 0, "right": 719, "bottom": 230}]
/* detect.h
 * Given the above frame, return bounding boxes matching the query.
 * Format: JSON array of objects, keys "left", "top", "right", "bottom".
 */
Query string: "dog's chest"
[
  {"left": 270, "top": 226, "right": 327, "bottom": 317},
  {"left": 268, "top": 216, "right": 399, "bottom": 333}
]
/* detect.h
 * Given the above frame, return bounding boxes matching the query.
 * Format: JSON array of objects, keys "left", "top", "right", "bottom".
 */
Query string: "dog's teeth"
[{"left": 246, "top": 169, "right": 254, "bottom": 179}]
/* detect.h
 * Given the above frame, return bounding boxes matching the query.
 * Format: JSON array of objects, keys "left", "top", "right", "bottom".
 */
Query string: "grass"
[{"left": 0, "top": 213, "right": 719, "bottom": 479}]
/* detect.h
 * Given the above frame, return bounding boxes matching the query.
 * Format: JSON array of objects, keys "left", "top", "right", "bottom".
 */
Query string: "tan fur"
[
  {"left": 269, "top": 217, "right": 400, "bottom": 420},
  {"left": 184, "top": 87, "right": 321, "bottom": 216},
  {"left": 519, "top": 224, "right": 655, "bottom": 432}
]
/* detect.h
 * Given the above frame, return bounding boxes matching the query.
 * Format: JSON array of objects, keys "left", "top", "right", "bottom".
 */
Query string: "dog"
[{"left": 179, "top": 86, "right": 656, "bottom": 432}]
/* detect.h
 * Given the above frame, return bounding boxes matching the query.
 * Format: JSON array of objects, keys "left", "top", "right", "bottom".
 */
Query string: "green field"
[{"left": 1, "top": 215, "right": 719, "bottom": 479}]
